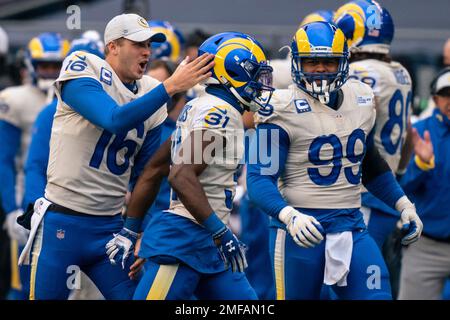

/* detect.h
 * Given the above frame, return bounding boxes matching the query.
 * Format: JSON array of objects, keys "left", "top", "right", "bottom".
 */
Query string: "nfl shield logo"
[{"left": 56, "top": 229, "right": 65, "bottom": 240}]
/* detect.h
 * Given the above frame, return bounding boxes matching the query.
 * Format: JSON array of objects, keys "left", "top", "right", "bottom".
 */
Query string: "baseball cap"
[
  {"left": 104, "top": 13, "right": 166, "bottom": 45},
  {"left": 431, "top": 67, "right": 450, "bottom": 95}
]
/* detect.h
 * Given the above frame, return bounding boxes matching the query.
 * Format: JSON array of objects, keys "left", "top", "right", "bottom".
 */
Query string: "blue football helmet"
[
  {"left": 198, "top": 32, "right": 274, "bottom": 112},
  {"left": 68, "top": 37, "right": 105, "bottom": 59},
  {"left": 80, "top": 30, "right": 105, "bottom": 55},
  {"left": 300, "top": 10, "right": 335, "bottom": 27},
  {"left": 25, "top": 32, "right": 70, "bottom": 90},
  {"left": 334, "top": 0, "right": 394, "bottom": 54},
  {"left": 291, "top": 21, "right": 349, "bottom": 103},
  {"left": 148, "top": 20, "right": 185, "bottom": 63}
]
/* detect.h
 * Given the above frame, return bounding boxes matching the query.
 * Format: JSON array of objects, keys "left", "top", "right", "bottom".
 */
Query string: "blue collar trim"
[{"left": 205, "top": 86, "right": 244, "bottom": 114}]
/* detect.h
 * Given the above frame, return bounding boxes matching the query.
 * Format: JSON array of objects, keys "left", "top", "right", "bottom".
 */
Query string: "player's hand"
[
  {"left": 3, "top": 209, "right": 29, "bottom": 246},
  {"left": 399, "top": 204, "right": 423, "bottom": 245},
  {"left": 128, "top": 257, "right": 145, "bottom": 280},
  {"left": 279, "top": 206, "right": 324, "bottom": 248},
  {"left": 105, "top": 227, "right": 138, "bottom": 269},
  {"left": 163, "top": 53, "right": 214, "bottom": 96},
  {"left": 128, "top": 237, "right": 145, "bottom": 280},
  {"left": 412, "top": 128, "right": 434, "bottom": 164},
  {"left": 213, "top": 227, "right": 248, "bottom": 273}
]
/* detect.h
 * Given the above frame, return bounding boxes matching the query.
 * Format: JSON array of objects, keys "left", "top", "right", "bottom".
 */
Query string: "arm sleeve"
[
  {"left": 362, "top": 142, "right": 405, "bottom": 209},
  {"left": 129, "top": 123, "right": 163, "bottom": 190},
  {"left": 22, "top": 103, "right": 55, "bottom": 209},
  {"left": 0, "top": 120, "right": 21, "bottom": 213},
  {"left": 246, "top": 123, "right": 290, "bottom": 218},
  {"left": 61, "top": 77, "right": 169, "bottom": 135}
]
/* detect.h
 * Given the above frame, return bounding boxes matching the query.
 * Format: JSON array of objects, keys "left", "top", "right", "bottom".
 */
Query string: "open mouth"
[
  {"left": 138, "top": 61, "right": 147, "bottom": 72},
  {"left": 314, "top": 80, "right": 323, "bottom": 85}
]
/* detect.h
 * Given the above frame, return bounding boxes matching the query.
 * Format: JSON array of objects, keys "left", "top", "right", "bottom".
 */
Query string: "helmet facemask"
[
  {"left": 26, "top": 59, "right": 63, "bottom": 91},
  {"left": 229, "top": 59, "right": 274, "bottom": 112},
  {"left": 292, "top": 53, "right": 349, "bottom": 104}
]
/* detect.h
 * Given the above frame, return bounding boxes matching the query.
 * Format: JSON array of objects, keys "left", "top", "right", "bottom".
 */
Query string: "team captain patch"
[
  {"left": 100, "top": 67, "right": 112, "bottom": 86},
  {"left": 294, "top": 99, "right": 311, "bottom": 113}
]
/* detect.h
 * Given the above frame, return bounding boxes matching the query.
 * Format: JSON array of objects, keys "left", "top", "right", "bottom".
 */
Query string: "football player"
[
  {"left": 126, "top": 31, "right": 274, "bottom": 300},
  {"left": 18, "top": 13, "right": 213, "bottom": 300},
  {"left": 238, "top": 10, "right": 337, "bottom": 300},
  {"left": 246, "top": 21, "right": 422, "bottom": 299}
]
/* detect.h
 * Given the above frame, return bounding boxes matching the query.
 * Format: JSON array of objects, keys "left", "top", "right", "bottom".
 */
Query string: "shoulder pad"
[
  {"left": 349, "top": 61, "right": 381, "bottom": 89},
  {"left": 255, "top": 88, "right": 294, "bottom": 125},
  {"left": 191, "top": 96, "right": 236, "bottom": 131},
  {"left": 57, "top": 52, "right": 102, "bottom": 83}
]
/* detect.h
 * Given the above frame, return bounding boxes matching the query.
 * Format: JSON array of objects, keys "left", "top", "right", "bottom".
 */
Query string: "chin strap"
[
  {"left": 318, "top": 92, "right": 330, "bottom": 104},
  {"left": 229, "top": 86, "right": 258, "bottom": 112}
]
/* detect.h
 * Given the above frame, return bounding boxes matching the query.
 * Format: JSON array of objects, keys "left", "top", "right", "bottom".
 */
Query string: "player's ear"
[
  {"left": 106, "top": 40, "right": 119, "bottom": 56},
  {"left": 432, "top": 95, "right": 439, "bottom": 107}
]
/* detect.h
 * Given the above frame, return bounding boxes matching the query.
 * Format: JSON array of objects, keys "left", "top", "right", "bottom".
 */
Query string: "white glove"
[
  {"left": 105, "top": 228, "right": 138, "bottom": 269},
  {"left": 278, "top": 206, "right": 324, "bottom": 248},
  {"left": 395, "top": 196, "right": 423, "bottom": 245},
  {"left": 4, "top": 209, "right": 29, "bottom": 246}
]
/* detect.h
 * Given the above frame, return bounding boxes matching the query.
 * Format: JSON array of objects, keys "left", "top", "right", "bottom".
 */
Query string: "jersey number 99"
[{"left": 308, "top": 129, "right": 366, "bottom": 186}]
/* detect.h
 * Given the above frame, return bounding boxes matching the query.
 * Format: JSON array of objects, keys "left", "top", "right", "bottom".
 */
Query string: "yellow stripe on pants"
[
  {"left": 146, "top": 264, "right": 179, "bottom": 300},
  {"left": 29, "top": 223, "right": 44, "bottom": 300},
  {"left": 10, "top": 239, "right": 22, "bottom": 290},
  {"left": 274, "top": 229, "right": 286, "bottom": 300}
]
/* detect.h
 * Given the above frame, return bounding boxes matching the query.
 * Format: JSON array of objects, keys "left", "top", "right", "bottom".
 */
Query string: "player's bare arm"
[
  {"left": 168, "top": 129, "right": 222, "bottom": 223},
  {"left": 126, "top": 137, "right": 172, "bottom": 219}
]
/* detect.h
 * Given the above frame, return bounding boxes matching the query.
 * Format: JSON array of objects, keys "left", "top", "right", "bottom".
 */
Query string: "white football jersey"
[
  {"left": 46, "top": 51, "right": 167, "bottom": 216},
  {"left": 270, "top": 58, "right": 292, "bottom": 89},
  {"left": 255, "top": 80, "right": 375, "bottom": 209},
  {"left": 0, "top": 84, "right": 50, "bottom": 206},
  {"left": 186, "top": 84, "right": 206, "bottom": 100},
  {"left": 168, "top": 94, "right": 244, "bottom": 224},
  {"left": 349, "top": 59, "right": 412, "bottom": 171}
]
